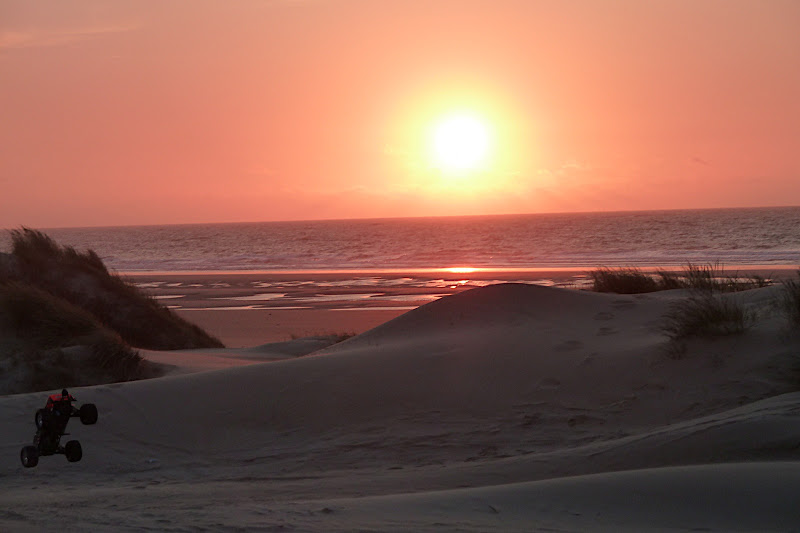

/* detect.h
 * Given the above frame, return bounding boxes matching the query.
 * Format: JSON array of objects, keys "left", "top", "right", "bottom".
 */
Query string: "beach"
[
  {"left": 6, "top": 0, "right": 799, "bottom": 528},
  {"left": 131, "top": 267, "right": 794, "bottom": 346},
  {"left": 2, "top": 268, "right": 800, "bottom": 531},
  {"left": 127, "top": 269, "right": 594, "bottom": 347}
]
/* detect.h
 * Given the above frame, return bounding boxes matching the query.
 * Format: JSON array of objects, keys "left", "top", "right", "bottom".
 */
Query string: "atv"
[{"left": 20, "top": 389, "right": 98, "bottom": 468}]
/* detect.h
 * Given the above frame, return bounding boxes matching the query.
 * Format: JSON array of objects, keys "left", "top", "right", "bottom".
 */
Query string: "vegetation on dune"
[
  {"left": 290, "top": 331, "right": 357, "bottom": 343},
  {"left": 9, "top": 228, "right": 109, "bottom": 277},
  {"left": 0, "top": 280, "right": 100, "bottom": 348},
  {"left": 589, "top": 267, "right": 661, "bottom": 294},
  {"left": 589, "top": 262, "right": 771, "bottom": 294},
  {"left": 0, "top": 280, "right": 153, "bottom": 394},
  {"left": 661, "top": 292, "right": 755, "bottom": 342},
  {"left": 0, "top": 228, "right": 224, "bottom": 394},
  {"left": 779, "top": 270, "right": 800, "bottom": 328},
  {"left": 4, "top": 228, "right": 223, "bottom": 350},
  {"left": 592, "top": 263, "right": 800, "bottom": 362},
  {"left": 589, "top": 263, "right": 774, "bottom": 356},
  {"left": 678, "top": 262, "right": 770, "bottom": 293}
]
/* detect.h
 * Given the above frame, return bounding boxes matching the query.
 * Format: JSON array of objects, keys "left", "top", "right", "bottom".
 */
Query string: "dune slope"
[{"left": 2, "top": 283, "right": 799, "bottom": 531}]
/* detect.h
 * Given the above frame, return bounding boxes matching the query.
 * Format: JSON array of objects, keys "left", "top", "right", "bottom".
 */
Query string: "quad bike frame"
[{"left": 20, "top": 391, "right": 98, "bottom": 468}]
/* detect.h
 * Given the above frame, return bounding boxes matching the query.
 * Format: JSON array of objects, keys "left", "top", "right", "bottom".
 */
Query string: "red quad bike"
[{"left": 20, "top": 389, "right": 98, "bottom": 468}]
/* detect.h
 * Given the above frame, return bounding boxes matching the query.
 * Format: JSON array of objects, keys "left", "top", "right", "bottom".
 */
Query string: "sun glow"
[
  {"left": 445, "top": 267, "right": 478, "bottom": 274},
  {"left": 385, "top": 84, "right": 532, "bottom": 207},
  {"left": 430, "top": 113, "right": 491, "bottom": 174}
]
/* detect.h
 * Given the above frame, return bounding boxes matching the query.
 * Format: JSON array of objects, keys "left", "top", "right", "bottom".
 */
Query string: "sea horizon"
[
  {"left": 3, "top": 206, "right": 800, "bottom": 273},
  {"left": 12, "top": 204, "right": 799, "bottom": 232}
]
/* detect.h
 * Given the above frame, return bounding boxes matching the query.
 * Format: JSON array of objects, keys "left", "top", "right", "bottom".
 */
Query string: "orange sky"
[{"left": 1, "top": 0, "right": 799, "bottom": 228}]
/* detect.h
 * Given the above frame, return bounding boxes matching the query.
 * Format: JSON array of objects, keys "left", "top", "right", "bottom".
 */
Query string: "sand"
[
  {"left": 130, "top": 268, "right": 595, "bottom": 347},
  {"left": 2, "top": 272, "right": 800, "bottom": 531},
  {"left": 175, "top": 307, "right": 409, "bottom": 348}
]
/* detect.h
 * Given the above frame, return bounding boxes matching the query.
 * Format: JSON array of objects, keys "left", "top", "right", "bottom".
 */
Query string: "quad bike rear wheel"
[
  {"left": 79, "top": 403, "right": 98, "bottom": 425},
  {"left": 20, "top": 446, "right": 39, "bottom": 468},
  {"left": 65, "top": 440, "right": 82, "bottom": 463},
  {"left": 35, "top": 409, "right": 46, "bottom": 429}
]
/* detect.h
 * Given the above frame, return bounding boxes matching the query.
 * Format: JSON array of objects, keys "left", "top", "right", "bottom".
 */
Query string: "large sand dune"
[{"left": 2, "top": 283, "right": 799, "bottom": 531}]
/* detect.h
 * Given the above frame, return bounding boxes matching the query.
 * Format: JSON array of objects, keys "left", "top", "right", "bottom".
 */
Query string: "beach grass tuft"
[
  {"left": 290, "top": 331, "right": 357, "bottom": 343},
  {"left": 662, "top": 292, "right": 755, "bottom": 342},
  {"left": 331, "top": 331, "right": 357, "bottom": 343},
  {"left": 10, "top": 227, "right": 109, "bottom": 276},
  {"left": 0, "top": 279, "right": 153, "bottom": 394},
  {"left": 589, "top": 267, "right": 661, "bottom": 294},
  {"left": 0, "top": 280, "right": 99, "bottom": 348},
  {"left": 678, "top": 261, "right": 770, "bottom": 292},
  {"left": 779, "top": 270, "right": 800, "bottom": 328},
  {"left": 590, "top": 262, "right": 771, "bottom": 294}
]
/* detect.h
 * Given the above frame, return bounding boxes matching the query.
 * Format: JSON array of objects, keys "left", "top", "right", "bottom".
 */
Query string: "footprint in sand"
[
  {"left": 555, "top": 340, "right": 583, "bottom": 352},
  {"left": 611, "top": 299, "right": 637, "bottom": 309},
  {"left": 594, "top": 311, "right": 615, "bottom": 321},
  {"left": 596, "top": 327, "right": 618, "bottom": 336},
  {"left": 567, "top": 414, "right": 604, "bottom": 427},
  {"left": 536, "top": 377, "right": 561, "bottom": 390}
]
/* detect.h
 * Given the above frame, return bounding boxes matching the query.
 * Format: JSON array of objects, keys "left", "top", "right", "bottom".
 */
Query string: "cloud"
[{"left": 0, "top": 24, "right": 136, "bottom": 49}]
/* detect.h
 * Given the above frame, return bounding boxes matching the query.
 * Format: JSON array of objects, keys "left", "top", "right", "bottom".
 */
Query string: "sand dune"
[
  {"left": 307, "top": 462, "right": 800, "bottom": 532},
  {"left": 2, "top": 283, "right": 799, "bottom": 531}
]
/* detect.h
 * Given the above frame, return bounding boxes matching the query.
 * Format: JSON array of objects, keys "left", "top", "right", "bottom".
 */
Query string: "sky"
[{"left": 1, "top": 0, "right": 799, "bottom": 228}]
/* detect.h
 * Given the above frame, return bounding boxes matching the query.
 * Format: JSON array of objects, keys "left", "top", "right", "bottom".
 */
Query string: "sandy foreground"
[{"left": 2, "top": 269, "right": 800, "bottom": 531}]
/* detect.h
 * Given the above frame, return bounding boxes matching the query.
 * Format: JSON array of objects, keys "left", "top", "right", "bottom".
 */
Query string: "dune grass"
[
  {"left": 10, "top": 227, "right": 109, "bottom": 276},
  {"left": 0, "top": 280, "right": 100, "bottom": 349},
  {"left": 0, "top": 228, "right": 225, "bottom": 393},
  {"left": 0, "top": 280, "right": 153, "bottom": 394},
  {"left": 779, "top": 271, "right": 800, "bottom": 328},
  {"left": 290, "top": 331, "right": 356, "bottom": 343},
  {"left": 589, "top": 267, "right": 661, "bottom": 294},
  {"left": 590, "top": 262, "right": 771, "bottom": 294},
  {"left": 662, "top": 292, "right": 755, "bottom": 342},
  {"left": 4, "top": 228, "right": 223, "bottom": 349}
]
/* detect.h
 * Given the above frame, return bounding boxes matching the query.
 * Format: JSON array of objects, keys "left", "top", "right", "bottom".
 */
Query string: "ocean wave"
[{"left": 6, "top": 207, "right": 799, "bottom": 272}]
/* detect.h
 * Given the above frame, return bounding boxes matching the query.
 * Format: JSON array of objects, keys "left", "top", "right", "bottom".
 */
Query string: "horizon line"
[{"left": 6, "top": 204, "right": 800, "bottom": 232}]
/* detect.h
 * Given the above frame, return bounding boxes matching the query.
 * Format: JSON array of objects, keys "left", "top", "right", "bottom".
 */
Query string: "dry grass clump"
[
  {"left": 779, "top": 270, "right": 800, "bottom": 328},
  {"left": 679, "top": 262, "right": 770, "bottom": 292},
  {"left": 0, "top": 280, "right": 100, "bottom": 348},
  {"left": 0, "top": 228, "right": 224, "bottom": 393},
  {"left": 10, "top": 227, "right": 108, "bottom": 276},
  {"left": 590, "top": 262, "right": 771, "bottom": 294},
  {"left": 290, "top": 331, "right": 357, "bottom": 343},
  {"left": 4, "top": 228, "right": 223, "bottom": 349},
  {"left": 0, "top": 280, "right": 155, "bottom": 394},
  {"left": 653, "top": 264, "right": 765, "bottom": 354},
  {"left": 589, "top": 267, "right": 660, "bottom": 294},
  {"left": 662, "top": 292, "right": 755, "bottom": 341}
]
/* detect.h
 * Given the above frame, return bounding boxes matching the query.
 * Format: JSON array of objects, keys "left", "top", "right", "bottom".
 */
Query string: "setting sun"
[{"left": 431, "top": 114, "right": 491, "bottom": 174}]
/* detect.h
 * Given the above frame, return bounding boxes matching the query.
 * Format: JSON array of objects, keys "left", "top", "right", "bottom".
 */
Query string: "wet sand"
[
  {"left": 126, "top": 266, "right": 796, "bottom": 347},
  {"left": 125, "top": 269, "right": 592, "bottom": 346}
]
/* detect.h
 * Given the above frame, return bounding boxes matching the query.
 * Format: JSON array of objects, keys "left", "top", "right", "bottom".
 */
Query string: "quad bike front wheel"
[
  {"left": 65, "top": 440, "right": 82, "bottom": 463},
  {"left": 79, "top": 403, "right": 98, "bottom": 425},
  {"left": 35, "top": 409, "right": 46, "bottom": 429},
  {"left": 20, "top": 446, "right": 39, "bottom": 468}
]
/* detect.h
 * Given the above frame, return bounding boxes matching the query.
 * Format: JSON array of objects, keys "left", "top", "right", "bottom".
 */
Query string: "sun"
[{"left": 431, "top": 113, "right": 491, "bottom": 174}]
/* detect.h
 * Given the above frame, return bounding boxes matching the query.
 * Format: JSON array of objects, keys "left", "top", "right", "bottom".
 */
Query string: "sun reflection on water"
[{"left": 445, "top": 267, "right": 478, "bottom": 274}]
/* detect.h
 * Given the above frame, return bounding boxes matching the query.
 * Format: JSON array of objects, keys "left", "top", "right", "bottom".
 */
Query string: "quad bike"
[{"left": 20, "top": 389, "right": 98, "bottom": 468}]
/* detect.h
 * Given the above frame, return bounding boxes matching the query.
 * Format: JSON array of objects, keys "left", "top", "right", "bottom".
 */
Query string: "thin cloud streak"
[{"left": 0, "top": 24, "right": 138, "bottom": 49}]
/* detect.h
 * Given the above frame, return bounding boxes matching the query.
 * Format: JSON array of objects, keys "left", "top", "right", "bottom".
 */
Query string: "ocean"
[{"left": 3, "top": 207, "right": 800, "bottom": 273}]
